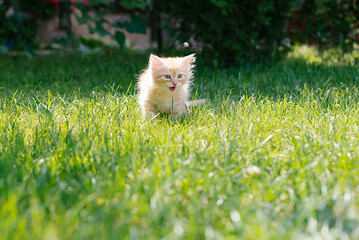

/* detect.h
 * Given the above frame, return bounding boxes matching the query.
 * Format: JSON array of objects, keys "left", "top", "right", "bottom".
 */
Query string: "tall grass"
[{"left": 1, "top": 47, "right": 359, "bottom": 239}]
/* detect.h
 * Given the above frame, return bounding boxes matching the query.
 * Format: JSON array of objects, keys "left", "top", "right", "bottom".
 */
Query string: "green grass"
[{"left": 1, "top": 47, "right": 359, "bottom": 239}]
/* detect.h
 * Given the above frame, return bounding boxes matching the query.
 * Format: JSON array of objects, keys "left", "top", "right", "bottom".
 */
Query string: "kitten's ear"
[
  {"left": 150, "top": 54, "right": 164, "bottom": 70},
  {"left": 182, "top": 53, "right": 196, "bottom": 66}
]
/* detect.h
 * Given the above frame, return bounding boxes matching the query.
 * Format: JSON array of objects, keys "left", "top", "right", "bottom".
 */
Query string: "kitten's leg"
[
  {"left": 169, "top": 104, "right": 187, "bottom": 120},
  {"left": 146, "top": 109, "right": 157, "bottom": 118},
  {"left": 142, "top": 102, "right": 158, "bottom": 118},
  {"left": 169, "top": 112, "right": 181, "bottom": 120},
  {"left": 185, "top": 99, "right": 206, "bottom": 108}
]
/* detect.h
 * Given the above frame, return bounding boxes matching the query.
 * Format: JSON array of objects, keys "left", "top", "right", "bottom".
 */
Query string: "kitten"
[{"left": 138, "top": 54, "right": 204, "bottom": 118}]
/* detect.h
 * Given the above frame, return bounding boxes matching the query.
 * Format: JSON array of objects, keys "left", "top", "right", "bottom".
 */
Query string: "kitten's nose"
[{"left": 172, "top": 82, "right": 177, "bottom": 86}]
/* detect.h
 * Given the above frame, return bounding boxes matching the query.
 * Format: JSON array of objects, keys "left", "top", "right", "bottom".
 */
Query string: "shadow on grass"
[
  {"left": 194, "top": 58, "right": 359, "bottom": 104},
  {"left": 1, "top": 52, "right": 358, "bottom": 104},
  {"left": 0, "top": 50, "right": 147, "bottom": 97}
]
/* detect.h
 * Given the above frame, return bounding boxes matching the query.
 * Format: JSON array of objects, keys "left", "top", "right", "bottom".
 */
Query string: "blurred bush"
[
  {"left": 0, "top": 0, "right": 358, "bottom": 64},
  {"left": 154, "top": 0, "right": 300, "bottom": 66},
  {"left": 0, "top": 0, "right": 147, "bottom": 52},
  {"left": 287, "top": 0, "right": 359, "bottom": 51},
  {"left": 155, "top": 0, "right": 359, "bottom": 66},
  {"left": 75, "top": 0, "right": 147, "bottom": 48},
  {"left": 0, "top": 0, "right": 55, "bottom": 51}
]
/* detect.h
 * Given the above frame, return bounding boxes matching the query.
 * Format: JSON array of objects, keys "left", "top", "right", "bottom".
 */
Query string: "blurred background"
[{"left": 0, "top": 0, "right": 358, "bottom": 66}]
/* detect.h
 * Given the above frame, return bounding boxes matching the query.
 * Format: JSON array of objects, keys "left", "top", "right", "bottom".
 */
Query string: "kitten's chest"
[{"left": 150, "top": 93, "right": 186, "bottom": 113}]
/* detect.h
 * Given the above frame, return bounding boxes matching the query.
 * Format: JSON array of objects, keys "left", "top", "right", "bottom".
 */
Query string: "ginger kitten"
[{"left": 138, "top": 54, "right": 200, "bottom": 118}]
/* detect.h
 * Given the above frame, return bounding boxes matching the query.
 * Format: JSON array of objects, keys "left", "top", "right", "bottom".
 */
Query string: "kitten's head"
[{"left": 149, "top": 54, "right": 195, "bottom": 93}]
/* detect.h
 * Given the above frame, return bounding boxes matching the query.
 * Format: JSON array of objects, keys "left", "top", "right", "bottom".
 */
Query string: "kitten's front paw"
[
  {"left": 168, "top": 111, "right": 186, "bottom": 120},
  {"left": 185, "top": 99, "right": 206, "bottom": 108},
  {"left": 143, "top": 109, "right": 158, "bottom": 119},
  {"left": 170, "top": 113, "right": 180, "bottom": 119}
]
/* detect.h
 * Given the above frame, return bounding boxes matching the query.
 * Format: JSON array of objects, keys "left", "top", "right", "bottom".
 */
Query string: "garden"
[{"left": 1, "top": 0, "right": 359, "bottom": 239}]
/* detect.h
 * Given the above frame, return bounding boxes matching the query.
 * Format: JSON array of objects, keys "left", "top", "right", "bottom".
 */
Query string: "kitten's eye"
[
  {"left": 164, "top": 74, "right": 171, "bottom": 79},
  {"left": 177, "top": 74, "right": 183, "bottom": 79}
]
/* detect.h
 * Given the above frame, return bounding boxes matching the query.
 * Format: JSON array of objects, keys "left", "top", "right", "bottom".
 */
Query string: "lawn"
[{"left": 1, "top": 47, "right": 359, "bottom": 239}]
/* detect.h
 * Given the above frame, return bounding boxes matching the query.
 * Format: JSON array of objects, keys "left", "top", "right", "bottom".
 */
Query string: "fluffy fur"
[{"left": 138, "top": 54, "right": 196, "bottom": 118}]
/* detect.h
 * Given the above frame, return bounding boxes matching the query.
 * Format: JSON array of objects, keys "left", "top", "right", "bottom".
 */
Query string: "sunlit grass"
[
  {"left": 288, "top": 44, "right": 359, "bottom": 65},
  {"left": 0, "top": 47, "right": 359, "bottom": 239}
]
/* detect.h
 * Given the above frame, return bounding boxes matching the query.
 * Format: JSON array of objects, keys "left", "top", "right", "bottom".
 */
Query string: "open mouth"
[{"left": 168, "top": 86, "right": 176, "bottom": 92}]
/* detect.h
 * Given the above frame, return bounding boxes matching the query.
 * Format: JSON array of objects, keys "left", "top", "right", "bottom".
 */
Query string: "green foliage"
[
  {"left": 79, "top": 36, "right": 108, "bottom": 49},
  {"left": 123, "top": 15, "right": 147, "bottom": 34},
  {"left": 155, "top": 0, "right": 301, "bottom": 66},
  {"left": 17, "top": 0, "right": 55, "bottom": 19},
  {"left": 0, "top": 0, "right": 55, "bottom": 51},
  {"left": 155, "top": 0, "right": 359, "bottom": 66},
  {"left": 114, "top": 31, "right": 125, "bottom": 47},
  {"left": 0, "top": 0, "right": 147, "bottom": 51},
  {"left": 0, "top": 48, "right": 359, "bottom": 239},
  {"left": 288, "top": 0, "right": 359, "bottom": 50},
  {"left": 120, "top": 0, "right": 146, "bottom": 10},
  {"left": 75, "top": 0, "right": 147, "bottom": 47}
]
